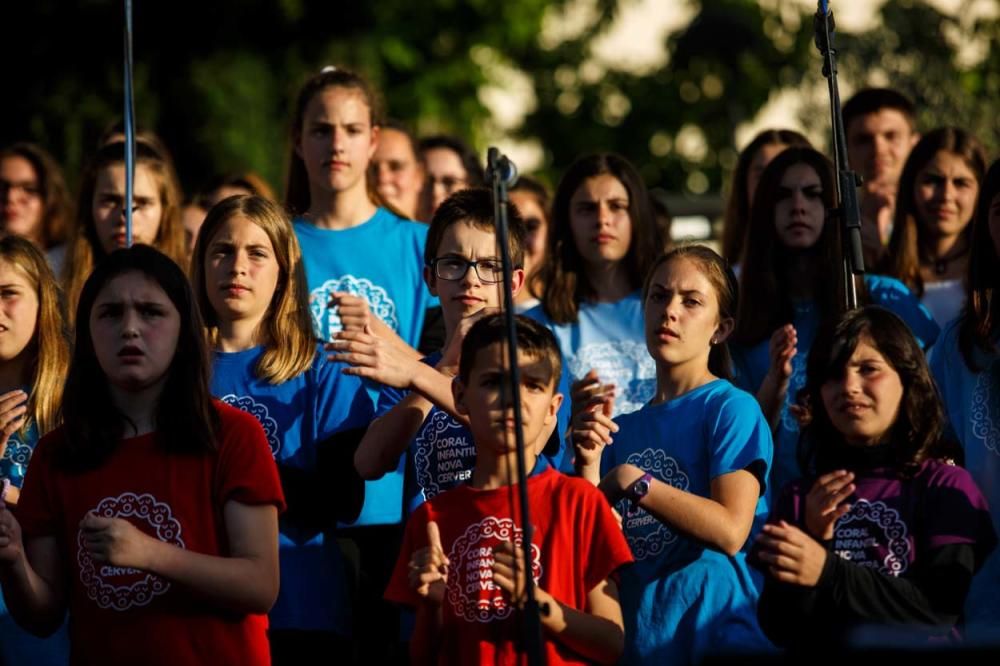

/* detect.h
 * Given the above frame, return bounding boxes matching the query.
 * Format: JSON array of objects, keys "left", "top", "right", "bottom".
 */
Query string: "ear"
[
  {"left": 452, "top": 376, "right": 469, "bottom": 416},
  {"left": 509, "top": 268, "right": 526, "bottom": 298},
  {"left": 424, "top": 264, "right": 439, "bottom": 297},
  {"left": 713, "top": 316, "right": 735, "bottom": 345},
  {"left": 545, "top": 389, "right": 564, "bottom": 425},
  {"left": 367, "top": 125, "right": 380, "bottom": 160},
  {"left": 293, "top": 130, "right": 304, "bottom": 160}
]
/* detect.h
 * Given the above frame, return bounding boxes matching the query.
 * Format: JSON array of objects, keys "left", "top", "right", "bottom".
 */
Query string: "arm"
[
  {"left": 280, "top": 426, "right": 367, "bottom": 527},
  {"left": 354, "top": 392, "right": 436, "bottom": 480},
  {"left": 0, "top": 522, "right": 67, "bottom": 637},
  {"left": 601, "top": 464, "right": 760, "bottom": 556},
  {"left": 754, "top": 325, "right": 797, "bottom": 432},
  {"left": 81, "top": 500, "right": 280, "bottom": 614}
]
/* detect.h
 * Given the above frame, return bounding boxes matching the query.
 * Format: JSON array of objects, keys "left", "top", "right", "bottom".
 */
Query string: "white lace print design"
[
  {"left": 310, "top": 275, "right": 399, "bottom": 340},
  {"left": 971, "top": 363, "right": 1000, "bottom": 456},
  {"left": 569, "top": 341, "right": 656, "bottom": 416},
  {"left": 220, "top": 394, "right": 281, "bottom": 457},
  {"left": 617, "top": 448, "right": 690, "bottom": 561}
]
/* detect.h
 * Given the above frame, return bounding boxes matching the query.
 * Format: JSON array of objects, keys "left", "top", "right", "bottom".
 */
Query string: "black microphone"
[{"left": 487, "top": 148, "right": 519, "bottom": 188}]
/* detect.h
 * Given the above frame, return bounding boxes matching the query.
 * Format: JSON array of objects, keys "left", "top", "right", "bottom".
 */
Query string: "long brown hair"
[
  {"left": 191, "top": 195, "right": 316, "bottom": 384},
  {"left": 62, "top": 140, "right": 187, "bottom": 321},
  {"left": 958, "top": 158, "right": 1000, "bottom": 371},
  {"left": 538, "top": 153, "right": 662, "bottom": 324},
  {"left": 882, "top": 127, "right": 986, "bottom": 297},
  {"left": 0, "top": 142, "right": 73, "bottom": 249},
  {"left": 0, "top": 236, "right": 70, "bottom": 435}
]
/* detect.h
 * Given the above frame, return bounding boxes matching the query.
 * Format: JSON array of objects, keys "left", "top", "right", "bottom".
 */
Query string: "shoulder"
[
  {"left": 522, "top": 302, "right": 549, "bottom": 325},
  {"left": 213, "top": 399, "right": 268, "bottom": 436},
  {"left": 915, "top": 458, "right": 982, "bottom": 491},
  {"left": 378, "top": 208, "right": 429, "bottom": 238},
  {"left": 703, "top": 380, "right": 763, "bottom": 419},
  {"left": 864, "top": 273, "right": 913, "bottom": 296}
]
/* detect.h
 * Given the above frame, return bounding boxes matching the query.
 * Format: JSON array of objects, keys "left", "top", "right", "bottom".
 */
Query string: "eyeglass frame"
[{"left": 428, "top": 255, "right": 505, "bottom": 284}]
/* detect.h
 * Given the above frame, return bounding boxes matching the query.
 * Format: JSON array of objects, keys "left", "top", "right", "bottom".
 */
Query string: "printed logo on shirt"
[
  {"left": 971, "top": 365, "right": 1000, "bottom": 456},
  {"left": 832, "top": 499, "right": 911, "bottom": 577},
  {"left": 414, "top": 410, "right": 475, "bottom": 501},
  {"left": 220, "top": 394, "right": 281, "bottom": 457},
  {"left": 0, "top": 432, "right": 32, "bottom": 484},
  {"left": 78, "top": 493, "right": 185, "bottom": 611},
  {"left": 568, "top": 341, "right": 656, "bottom": 417},
  {"left": 780, "top": 351, "right": 808, "bottom": 434},
  {"left": 618, "top": 448, "right": 690, "bottom": 561},
  {"left": 309, "top": 275, "right": 400, "bottom": 340},
  {"left": 445, "top": 517, "right": 543, "bottom": 623}
]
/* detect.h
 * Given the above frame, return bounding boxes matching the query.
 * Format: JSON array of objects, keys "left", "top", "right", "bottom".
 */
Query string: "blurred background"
[{"left": 3, "top": 0, "right": 997, "bottom": 239}]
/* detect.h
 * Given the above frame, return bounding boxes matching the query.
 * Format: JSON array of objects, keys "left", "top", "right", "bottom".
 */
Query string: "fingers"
[
  {"left": 80, "top": 512, "right": 111, "bottom": 532},
  {"left": 426, "top": 521, "right": 448, "bottom": 566},
  {"left": 0, "top": 389, "right": 27, "bottom": 411}
]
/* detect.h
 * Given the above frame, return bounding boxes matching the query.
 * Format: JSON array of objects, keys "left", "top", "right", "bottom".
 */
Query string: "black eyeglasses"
[{"left": 430, "top": 256, "right": 504, "bottom": 284}]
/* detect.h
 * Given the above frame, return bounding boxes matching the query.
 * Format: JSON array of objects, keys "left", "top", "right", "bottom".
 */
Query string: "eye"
[
  {"left": 480, "top": 260, "right": 503, "bottom": 272},
  {"left": 647, "top": 291, "right": 666, "bottom": 303},
  {"left": 440, "top": 258, "right": 467, "bottom": 271},
  {"left": 683, "top": 297, "right": 702, "bottom": 307}
]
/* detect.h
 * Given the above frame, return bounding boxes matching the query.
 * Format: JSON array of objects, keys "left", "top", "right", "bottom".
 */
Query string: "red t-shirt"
[
  {"left": 15, "top": 401, "right": 286, "bottom": 666},
  {"left": 385, "top": 467, "right": 633, "bottom": 665}
]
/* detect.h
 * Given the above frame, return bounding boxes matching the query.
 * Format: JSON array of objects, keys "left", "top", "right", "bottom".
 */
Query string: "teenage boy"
[
  {"left": 331, "top": 187, "right": 564, "bottom": 514},
  {"left": 842, "top": 87, "right": 920, "bottom": 266},
  {"left": 386, "top": 314, "right": 633, "bottom": 664}
]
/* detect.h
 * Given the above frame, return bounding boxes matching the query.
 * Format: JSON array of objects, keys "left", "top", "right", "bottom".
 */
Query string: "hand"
[
  {"left": 598, "top": 463, "right": 645, "bottom": 505},
  {"left": 437, "top": 307, "right": 501, "bottom": 372},
  {"left": 0, "top": 498, "right": 25, "bottom": 565},
  {"left": 408, "top": 521, "right": 449, "bottom": 605},
  {"left": 570, "top": 370, "right": 618, "bottom": 469},
  {"left": 755, "top": 521, "right": 827, "bottom": 587},
  {"left": 79, "top": 513, "right": 155, "bottom": 570},
  {"left": 0, "top": 389, "right": 28, "bottom": 460},
  {"left": 804, "top": 470, "right": 854, "bottom": 540},
  {"left": 766, "top": 325, "right": 797, "bottom": 385},
  {"left": 327, "top": 324, "right": 419, "bottom": 389},
  {"left": 328, "top": 291, "right": 377, "bottom": 333},
  {"left": 860, "top": 180, "right": 896, "bottom": 246},
  {"left": 492, "top": 540, "right": 534, "bottom": 609}
]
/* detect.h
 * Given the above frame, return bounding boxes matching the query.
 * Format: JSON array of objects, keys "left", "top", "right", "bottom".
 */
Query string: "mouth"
[
  {"left": 839, "top": 401, "right": 871, "bottom": 416},
  {"left": 655, "top": 327, "right": 680, "bottom": 342},
  {"left": 325, "top": 159, "right": 349, "bottom": 170},
  {"left": 111, "top": 231, "right": 129, "bottom": 246},
  {"left": 592, "top": 234, "right": 617, "bottom": 244},
  {"left": 118, "top": 345, "right": 144, "bottom": 362},
  {"left": 454, "top": 294, "right": 484, "bottom": 305},
  {"left": 222, "top": 283, "right": 250, "bottom": 296}
]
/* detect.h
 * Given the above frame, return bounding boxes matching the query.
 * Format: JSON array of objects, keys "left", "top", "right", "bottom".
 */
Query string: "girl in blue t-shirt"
[
  {"left": 930, "top": 158, "right": 1000, "bottom": 640},
  {"left": 730, "top": 147, "right": 938, "bottom": 496},
  {"left": 576, "top": 244, "right": 773, "bottom": 664},
  {"left": 527, "top": 153, "right": 664, "bottom": 420},
  {"left": 191, "top": 195, "right": 374, "bottom": 663},
  {"left": 757, "top": 306, "right": 995, "bottom": 648},
  {"left": 0, "top": 235, "right": 71, "bottom": 665}
]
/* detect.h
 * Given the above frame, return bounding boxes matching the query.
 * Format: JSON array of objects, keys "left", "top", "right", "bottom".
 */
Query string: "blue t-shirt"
[
  {"left": 526, "top": 291, "right": 655, "bottom": 418},
  {"left": 930, "top": 317, "right": 1000, "bottom": 641},
  {"left": 211, "top": 345, "right": 374, "bottom": 634},
  {"left": 378, "top": 352, "right": 570, "bottom": 515},
  {"left": 602, "top": 379, "right": 773, "bottom": 664},
  {"left": 295, "top": 208, "right": 437, "bottom": 526},
  {"left": 731, "top": 274, "right": 939, "bottom": 496}
]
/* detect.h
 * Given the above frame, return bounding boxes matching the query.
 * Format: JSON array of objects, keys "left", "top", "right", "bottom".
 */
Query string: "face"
[
  {"left": 90, "top": 271, "right": 181, "bottom": 392},
  {"left": 509, "top": 191, "right": 548, "bottom": 280},
  {"left": 454, "top": 342, "right": 562, "bottom": 455},
  {"left": 92, "top": 163, "right": 164, "bottom": 254},
  {"left": 913, "top": 150, "right": 979, "bottom": 240},
  {"left": 774, "top": 163, "right": 826, "bottom": 249},
  {"left": 0, "top": 156, "right": 44, "bottom": 243},
  {"left": 204, "top": 215, "right": 281, "bottom": 330},
  {"left": 644, "top": 257, "right": 729, "bottom": 371},
  {"left": 296, "top": 86, "right": 378, "bottom": 196},
  {"left": 0, "top": 259, "right": 39, "bottom": 363},
  {"left": 372, "top": 128, "right": 424, "bottom": 219},
  {"left": 746, "top": 142, "right": 788, "bottom": 209},
  {"left": 989, "top": 193, "right": 1000, "bottom": 258},
  {"left": 820, "top": 338, "right": 904, "bottom": 447},
  {"left": 569, "top": 174, "right": 633, "bottom": 268},
  {"left": 427, "top": 222, "right": 524, "bottom": 332},
  {"left": 424, "top": 148, "right": 469, "bottom": 216},
  {"left": 846, "top": 109, "right": 917, "bottom": 186}
]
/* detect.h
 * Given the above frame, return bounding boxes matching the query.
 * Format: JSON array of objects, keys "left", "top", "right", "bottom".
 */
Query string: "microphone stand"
[
  {"left": 815, "top": 0, "right": 864, "bottom": 309},
  {"left": 123, "top": 0, "right": 137, "bottom": 248},
  {"left": 487, "top": 147, "right": 546, "bottom": 666}
]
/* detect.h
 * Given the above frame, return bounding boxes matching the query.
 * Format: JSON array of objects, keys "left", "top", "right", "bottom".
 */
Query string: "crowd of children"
[{"left": 0, "top": 66, "right": 998, "bottom": 665}]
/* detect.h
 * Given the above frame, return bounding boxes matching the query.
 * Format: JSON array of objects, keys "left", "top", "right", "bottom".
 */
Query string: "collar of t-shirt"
[{"left": 463, "top": 454, "right": 550, "bottom": 488}]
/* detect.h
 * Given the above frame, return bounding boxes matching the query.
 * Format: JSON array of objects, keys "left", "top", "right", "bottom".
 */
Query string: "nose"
[
  {"left": 375, "top": 162, "right": 391, "bottom": 185},
  {"left": 121, "top": 308, "right": 141, "bottom": 338},
  {"left": 842, "top": 369, "right": 862, "bottom": 395},
  {"left": 597, "top": 201, "right": 613, "bottom": 226},
  {"left": 230, "top": 249, "right": 249, "bottom": 275}
]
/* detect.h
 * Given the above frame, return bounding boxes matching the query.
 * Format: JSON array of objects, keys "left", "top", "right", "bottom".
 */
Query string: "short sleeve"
[
  {"left": 13, "top": 431, "right": 60, "bottom": 538},
  {"left": 575, "top": 483, "right": 633, "bottom": 591},
  {"left": 384, "top": 503, "right": 432, "bottom": 608},
  {"left": 867, "top": 275, "right": 940, "bottom": 349},
  {"left": 920, "top": 463, "right": 997, "bottom": 566},
  {"left": 214, "top": 403, "right": 286, "bottom": 512},
  {"left": 706, "top": 388, "right": 773, "bottom": 492}
]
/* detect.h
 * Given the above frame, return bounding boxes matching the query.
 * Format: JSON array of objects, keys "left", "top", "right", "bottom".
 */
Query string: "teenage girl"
[
  {"left": 576, "top": 245, "right": 772, "bottom": 664},
  {"left": 417, "top": 134, "right": 485, "bottom": 221},
  {"left": 0, "top": 245, "right": 284, "bottom": 664},
  {"left": 371, "top": 120, "right": 425, "bottom": 221},
  {"left": 509, "top": 175, "right": 551, "bottom": 313},
  {"left": 756, "top": 306, "right": 995, "bottom": 647}
]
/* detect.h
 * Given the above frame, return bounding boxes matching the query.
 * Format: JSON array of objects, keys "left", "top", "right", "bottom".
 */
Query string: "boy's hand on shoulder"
[
  {"left": 438, "top": 307, "right": 501, "bottom": 371},
  {"left": 409, "top": 521, "right": 449, "bottom": 605},
  {"left": 328, "top": 325, "right": 418, "bottom": 389}
]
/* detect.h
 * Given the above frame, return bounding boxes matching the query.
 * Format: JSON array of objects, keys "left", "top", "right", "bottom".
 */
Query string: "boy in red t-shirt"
[{"left": 385, "top": 314, "right": 633, "bottom": 665}]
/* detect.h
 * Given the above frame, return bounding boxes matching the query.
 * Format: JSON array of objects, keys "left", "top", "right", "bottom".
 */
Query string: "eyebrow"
[{"left": 649, "top": 285, "right": 707, "bottom": 296}]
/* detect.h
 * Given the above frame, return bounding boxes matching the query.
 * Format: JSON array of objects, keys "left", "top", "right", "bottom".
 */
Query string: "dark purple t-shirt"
[{"left": 772, "top": 459, "right": 996, "bottom": 578}]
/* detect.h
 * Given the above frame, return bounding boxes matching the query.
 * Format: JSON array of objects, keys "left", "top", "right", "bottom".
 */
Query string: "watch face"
[{"left": 634, "top": 479, "right": 651, "bottom": 497}]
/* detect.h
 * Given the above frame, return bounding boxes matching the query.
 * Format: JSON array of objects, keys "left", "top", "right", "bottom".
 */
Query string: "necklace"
[{"left": 928, "top": 239, "right": 970, "bottom": 276}]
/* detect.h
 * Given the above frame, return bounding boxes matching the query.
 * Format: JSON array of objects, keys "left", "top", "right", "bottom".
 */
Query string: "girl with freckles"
[
  {"left": 755, "top": 306, "right": 995, "bottom": 648},
  {"left": 576, "top": 245, "right": 773, "bottom": 664},
  {"left": 0, "top": 246, "right": 283, "bottom": 665}
]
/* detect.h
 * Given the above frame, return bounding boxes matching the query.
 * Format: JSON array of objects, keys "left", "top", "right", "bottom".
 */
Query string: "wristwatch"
[{"left": 626, "top": 472, "right": 654, "bottom": 507}]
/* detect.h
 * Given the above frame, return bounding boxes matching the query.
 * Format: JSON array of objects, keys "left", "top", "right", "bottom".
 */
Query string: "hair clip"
[{"left": 321, "top": 65, "right": 338, "bottom": 74}]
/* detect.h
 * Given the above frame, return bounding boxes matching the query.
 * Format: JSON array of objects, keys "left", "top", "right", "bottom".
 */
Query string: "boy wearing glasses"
[{"left": 332, "top": 187, "right": 566, "bottom": 514}]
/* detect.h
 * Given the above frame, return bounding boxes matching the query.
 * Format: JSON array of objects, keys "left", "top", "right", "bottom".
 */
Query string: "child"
[
  {"left": 881, "top": 127, "right": 986, "bottom": 327},
  {"left": 528, "top": 153, "right": 663, "bottom": 419},
  {"left": 371, "top": 120, "right": 425, "bottom": 221},
  {"left": 62, "top": 140, "right": 187, "bottom": 321},
  {"left": 386, "top": 314, "right": 633, "bottom": 664},
  {"left": 191, "top": 194, "right": 375, "bottom": 660},
  {"left": 756, "top": 306, "right": 996, "bottom": 647},
  {"left": 0, "top": 143, "right": 73, "bottom": 267},
  {"left": 417, "top": 134, "right": 485, "bottom": 221},
  {"left": 0, "top": 236, "right": 70, "bottom": 665},
  {"left": 576, "top": 244, "right": 773, "bottom": 664},
  {"left": 730, "top": 146, "right": 939, "bottom": 495},
  {"left": 929, "top": 157, "right": 1000, "bottom": 639},
  {"left": 0, "top": 245, "right": 284, "bottom": 664},
  {"left": 509, "top": 176, "right": 551, "bottom": 313}
]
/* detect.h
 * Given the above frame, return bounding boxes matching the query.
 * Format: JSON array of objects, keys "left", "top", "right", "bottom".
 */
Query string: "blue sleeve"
[
  {"left": 376, "top": 382, "right": 409, "bottom": 419},
  {"left": 706, "top": 388, "right": 773, "bottom": 494},
  {"left": 867, "top": 275, "right": 940, "bottom": 349}
]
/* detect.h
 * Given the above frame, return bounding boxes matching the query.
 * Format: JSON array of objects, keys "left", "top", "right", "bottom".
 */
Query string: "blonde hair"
[
  {"left": 63, "top": 140, "right": 187, "bottom": 322},
  {"left": 0, "top": 235, "right": 70, "bottom": 435},
  {"left": 191, "top": 195, "right": 315, "bottom": 383}
]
